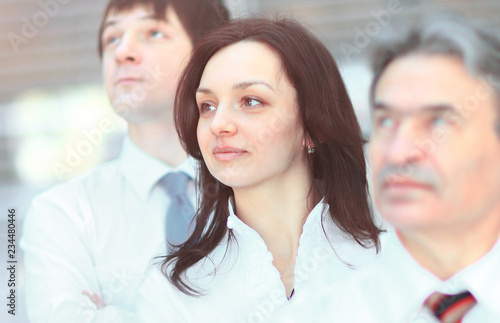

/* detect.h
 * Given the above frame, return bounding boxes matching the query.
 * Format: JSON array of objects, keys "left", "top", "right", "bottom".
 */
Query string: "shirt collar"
[
  {"left": 454, "top": 236, "right": 500, "bottom": 318},
  {"left": 376, "top": 228, "right": 443, "bottom": 320},
  {"left": 118, "top": 137, "right": 196, "bottom": 201},
  {"left": 225, "top": 198, "right": 326, "bottom": 249},
  {"left": 380, "top": 229, "right": 500, "bottom": 320}
]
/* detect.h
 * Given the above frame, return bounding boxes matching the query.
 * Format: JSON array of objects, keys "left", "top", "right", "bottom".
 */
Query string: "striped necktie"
[
  {"left": 160, "top": 172, "right": 195, "bottom": 252},
  {"left": 424, "top": 291, "right": 476, "bottom": 323}
]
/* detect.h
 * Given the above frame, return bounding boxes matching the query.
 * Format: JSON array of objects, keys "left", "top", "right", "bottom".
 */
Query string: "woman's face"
[{"left": 196, "top": 41, "right": 309, "bottom": 189}]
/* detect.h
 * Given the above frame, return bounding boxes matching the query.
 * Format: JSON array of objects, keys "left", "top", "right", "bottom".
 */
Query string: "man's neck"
[
  {"left": 128, "top": 121, "right": 187, "bottom": 167},
  {"left": 397, "top": 217, "right": 500, "bottom": 280}
]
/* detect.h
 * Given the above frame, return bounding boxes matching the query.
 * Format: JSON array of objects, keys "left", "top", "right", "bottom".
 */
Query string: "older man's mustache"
[{"left": 375, "top": 164, "right": 441, "bottom": 191}]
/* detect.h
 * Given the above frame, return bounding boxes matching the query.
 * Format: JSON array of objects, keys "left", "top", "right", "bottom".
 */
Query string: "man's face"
[
  {"left": 370, "top": 54, "right": 500, "bottom": 232},
  {"left": 101, "top": 5, "right": 192, "bottom": 123}
]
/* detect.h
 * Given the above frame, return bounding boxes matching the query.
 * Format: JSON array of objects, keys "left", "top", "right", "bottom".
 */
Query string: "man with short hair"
[
  {"left": 298, "top": 12, "right": 500, "bottom": 323},
  {"left": 20, "top": 1, "right": 229, "bottom": 322}
]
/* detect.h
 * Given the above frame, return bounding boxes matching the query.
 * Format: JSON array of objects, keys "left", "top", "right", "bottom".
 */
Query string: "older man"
[
  {"left": 362, "top": 12, "right": 500, "bottom": 322},
  {"left": 295, "top": 12, "right": 500, "bottom": 323}
]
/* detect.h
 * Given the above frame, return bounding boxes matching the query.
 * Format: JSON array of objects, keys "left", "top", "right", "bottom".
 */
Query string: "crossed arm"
[{"left": 20, "top": 187, "right": 136, "bottom": 323}]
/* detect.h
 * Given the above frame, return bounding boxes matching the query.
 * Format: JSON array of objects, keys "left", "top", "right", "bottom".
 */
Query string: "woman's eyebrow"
[
  {"left": 197, "top": 81, "right": 275, "bottom": 95},
  {"left": 233, "top": 81, "right": 274, "bottom": 91}
]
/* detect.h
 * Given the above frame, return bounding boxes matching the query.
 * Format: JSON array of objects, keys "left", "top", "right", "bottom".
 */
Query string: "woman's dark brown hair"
[
  {"left": 97, "top": 0, "right": 229, "bottom": 57},
  {"left": 167, "top": 17, "right": 382, "bottom": 296}
]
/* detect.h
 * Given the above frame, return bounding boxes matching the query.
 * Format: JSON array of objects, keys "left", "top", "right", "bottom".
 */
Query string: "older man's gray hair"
[{"left": 369, "top": 11, "right": 500, "bottom": 134}]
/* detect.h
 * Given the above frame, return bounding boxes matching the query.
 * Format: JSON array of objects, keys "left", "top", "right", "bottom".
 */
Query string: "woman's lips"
[{"left": 213, "top": 146, "right": 247, "bottom": 161}]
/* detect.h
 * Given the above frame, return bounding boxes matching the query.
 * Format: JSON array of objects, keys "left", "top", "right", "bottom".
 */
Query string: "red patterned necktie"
[{"left": 424, "top": 291, "right": 476, "bottom": 323}]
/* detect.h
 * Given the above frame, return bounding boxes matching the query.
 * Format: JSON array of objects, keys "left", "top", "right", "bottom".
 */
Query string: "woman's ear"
[{"left": 303, "top": 134, "right": 316, "bottom": 154}]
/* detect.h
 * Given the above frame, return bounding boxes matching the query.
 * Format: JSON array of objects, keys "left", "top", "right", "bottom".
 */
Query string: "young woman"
[{"left": 137, "top": 17, "right": 381, "bottom": 322}]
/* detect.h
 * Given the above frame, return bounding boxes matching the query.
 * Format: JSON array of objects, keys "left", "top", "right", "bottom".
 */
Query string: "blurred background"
[{"left": 1, "top": 0, "right": 499, "bottom": 321}]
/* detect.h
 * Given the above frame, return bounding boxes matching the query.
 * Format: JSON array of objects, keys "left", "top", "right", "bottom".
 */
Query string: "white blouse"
[{"left": 136, "top": 199, "right": 377, "bottom": 323}]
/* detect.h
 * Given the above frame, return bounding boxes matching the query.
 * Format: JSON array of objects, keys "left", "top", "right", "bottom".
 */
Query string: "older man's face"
[{"left": 370, "top": 54, "right": 500, "bottom": 233}]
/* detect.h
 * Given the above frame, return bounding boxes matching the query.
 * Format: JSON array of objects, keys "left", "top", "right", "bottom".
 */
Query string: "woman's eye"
[
  {"left": 199, "top": 103, "right": 216, "bottom": 114},
  {"left": 242, "top": 97, "right": 262, "bottom": 108},
  {"left": 150, "top": 30, "right": 166, "bottom": 39}
]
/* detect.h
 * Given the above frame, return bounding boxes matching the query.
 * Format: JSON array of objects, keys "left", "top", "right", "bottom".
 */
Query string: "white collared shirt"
[
  {"left": 20, "top": 138, "right": 195, "bottom": 323},
  {"left": 136, "top": 199, "right": 377, "bottom": 323},
  {"left": 307, "top": 228, "right": 500, "bottom": 322}
]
